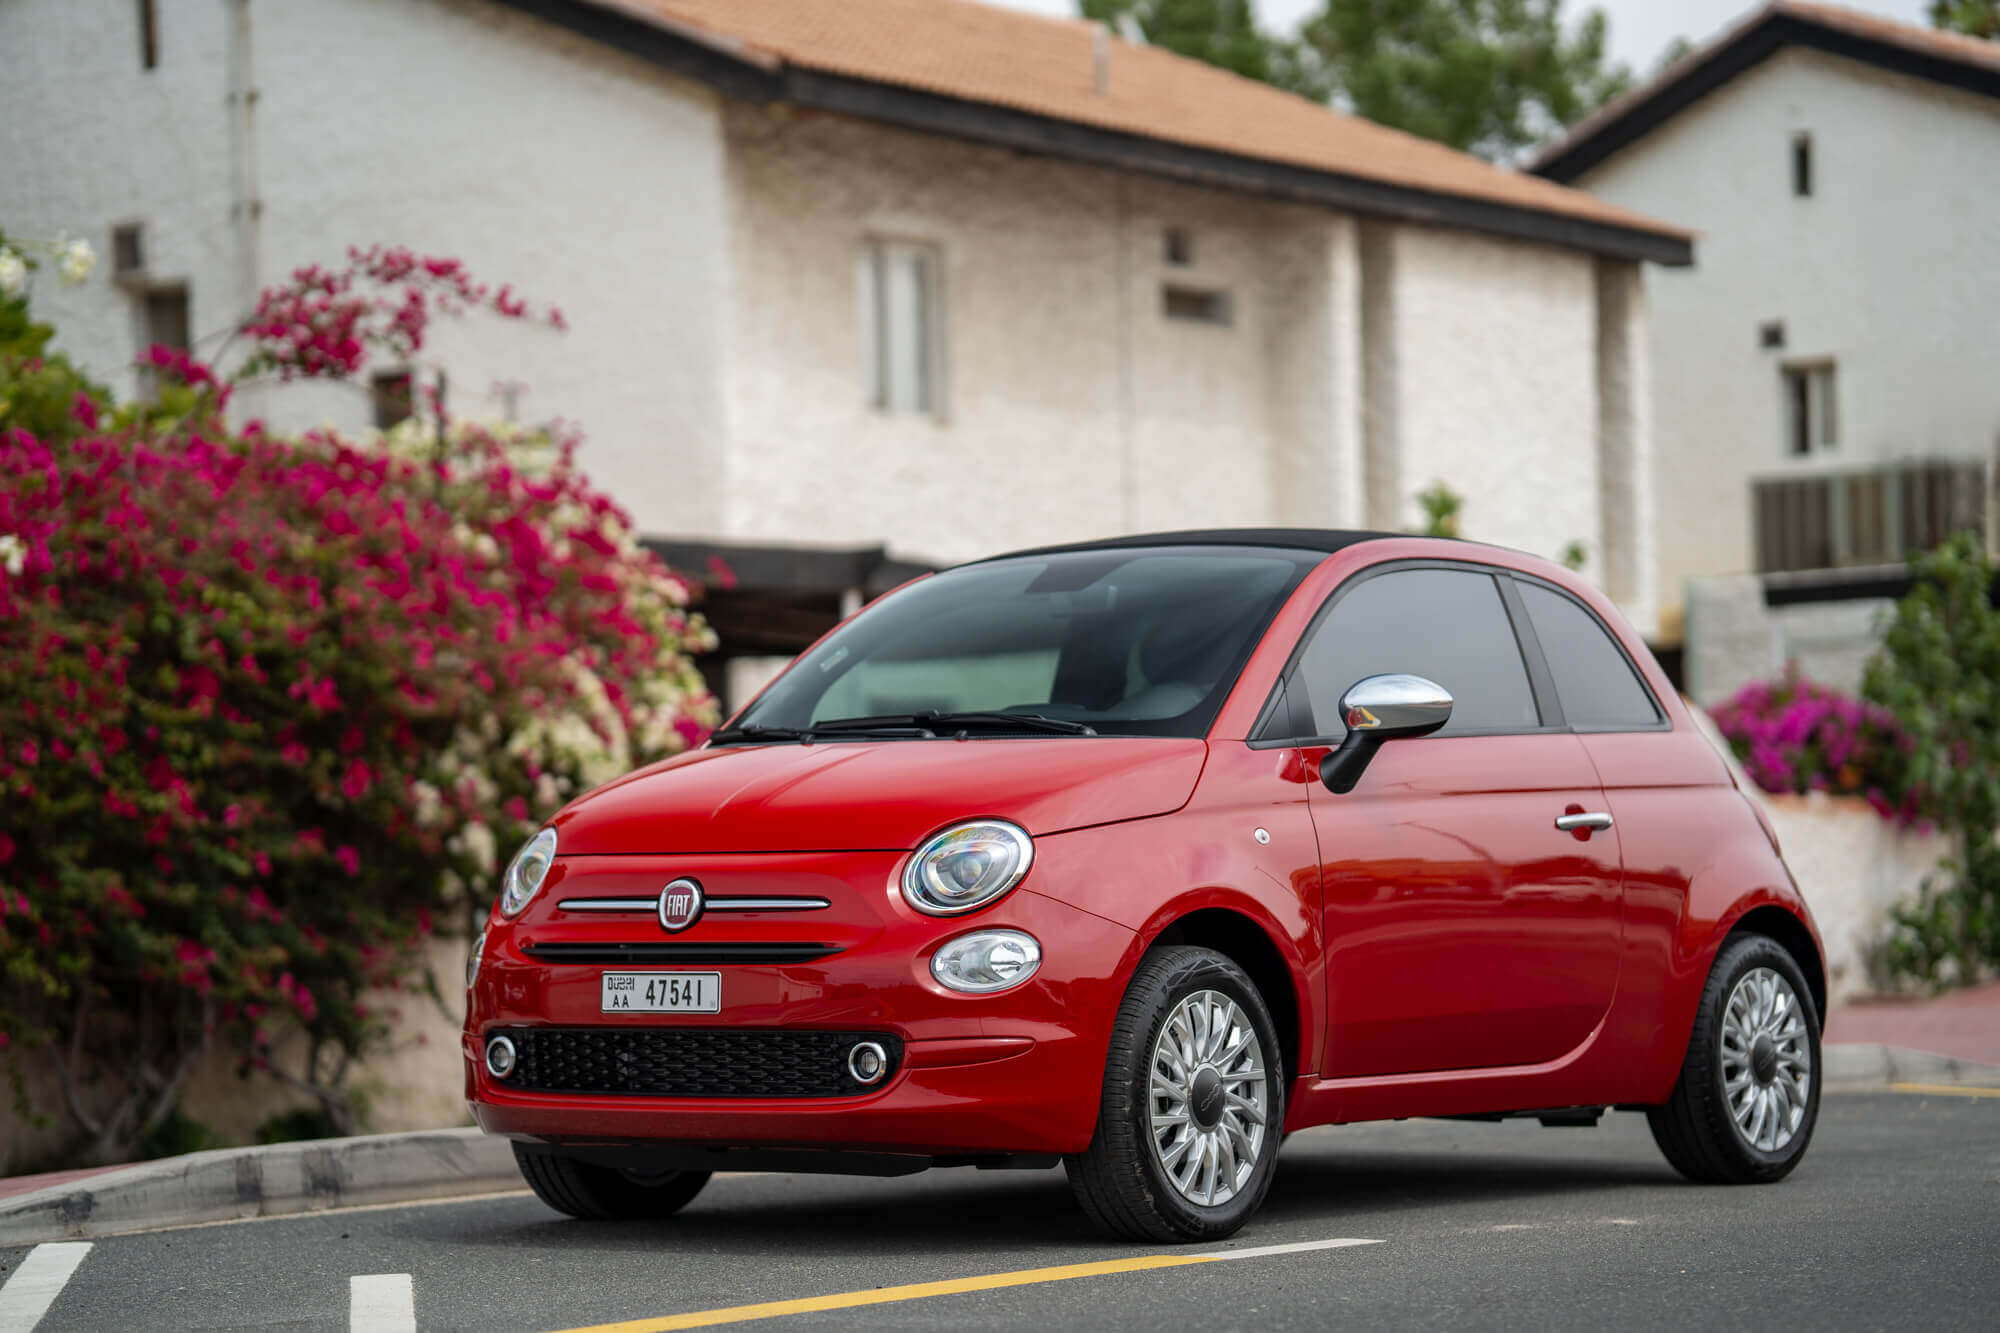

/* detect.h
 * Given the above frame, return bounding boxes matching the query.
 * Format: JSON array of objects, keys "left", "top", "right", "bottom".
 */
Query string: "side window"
[
  {"left": 1515, "top": 581, "right": 1662, "bottom": 731},
  {"left": 1289, "top": 568, "right": 1540, "bottom": 739}
]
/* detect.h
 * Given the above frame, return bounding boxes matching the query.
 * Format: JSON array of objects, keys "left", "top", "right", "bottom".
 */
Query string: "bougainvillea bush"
[
  {"left": 1709, "top": 665, "right": 1921, "bottom": 823},
  {"left": 0, "top": 240, "right": 717, "bottom": 1163}
]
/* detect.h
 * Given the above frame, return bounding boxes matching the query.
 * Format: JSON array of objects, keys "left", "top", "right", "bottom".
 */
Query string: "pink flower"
[
  {"left": 341, "top": 759, "right": 373, "bottom": 801},
  {"left": 335, "top": 844, "right": 360, "bottom": 876}
]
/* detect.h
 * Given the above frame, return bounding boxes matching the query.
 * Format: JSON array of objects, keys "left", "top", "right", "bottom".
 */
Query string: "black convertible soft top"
[{"left": 976, "top": 529, "right": 1404, "bottom": 563}]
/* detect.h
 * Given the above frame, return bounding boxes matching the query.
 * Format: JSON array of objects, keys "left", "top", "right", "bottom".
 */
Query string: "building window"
[
  {"left": 372, "top": 370, "right": 415, "bottom": 430},
  {"left": 1162, "top": 284, "right": 1231, "bottom": 326},
  {"left": 1791, "top": 133, "right": 1812, "bottom": 197},
  {"left": 138, "top": 0, "right": 158, "bottom": 70},
  {"left": 859, "top": 239, "right": 944, "bottom": 416},
  {"left": 144, "top": 286, "right": 189, "bottom": 352},
  {"left": 1758, "top": 320, "right": 1785, "bottom": 350},
  {"left": 1163, "top": 226, "right": 1193, "bottom": 266},
  {"left": 139, "top": 285, "right": 189, "bottom": 399},
  {"left": 1782, "top": 361, "right": 1836, "bottom": 455}
]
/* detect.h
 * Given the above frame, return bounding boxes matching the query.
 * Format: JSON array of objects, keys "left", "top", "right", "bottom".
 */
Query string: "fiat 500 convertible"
[{"left": 464, "top": 530, "right": 1824, "bottom": 1241}]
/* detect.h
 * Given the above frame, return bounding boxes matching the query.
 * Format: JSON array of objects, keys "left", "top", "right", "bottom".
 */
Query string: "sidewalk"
[
  {"left": 0, "top": 1166, "right": 122, "bottom": 1204},
  {"left": 1826, "top": 978, "right": 2000, "bottom": 1067}
]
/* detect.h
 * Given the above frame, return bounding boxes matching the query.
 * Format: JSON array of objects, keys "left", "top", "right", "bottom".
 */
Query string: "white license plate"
[{"left": 600, "top": 971, "right": 720, "bottom": 1014}]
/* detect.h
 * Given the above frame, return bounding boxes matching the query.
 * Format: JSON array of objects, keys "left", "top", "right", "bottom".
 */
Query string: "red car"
[{"left": 465, "top": 531, "right": 1824, "bottom": 1241}]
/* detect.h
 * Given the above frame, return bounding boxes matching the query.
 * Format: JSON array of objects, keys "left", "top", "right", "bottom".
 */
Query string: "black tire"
[
  {"left": 1066, "top": 946, "right": 1286, "bottom": 1243},
  {"left": 512, "top": 1144, "right": 712, "bottom": 1220},
  {"left": 1648, "top": 932, "right": 1822, "bottom": 1185}
]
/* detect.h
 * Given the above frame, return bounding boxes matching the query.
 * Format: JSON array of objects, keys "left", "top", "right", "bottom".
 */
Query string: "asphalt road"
[{"left": 3, "top": 1090, "right": 1994, "bottom": 1332}]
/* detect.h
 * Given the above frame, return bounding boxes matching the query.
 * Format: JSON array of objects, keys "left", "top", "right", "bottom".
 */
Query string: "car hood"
[{"left": 549, "top": 737, "right": 1209, "bottom": 854}]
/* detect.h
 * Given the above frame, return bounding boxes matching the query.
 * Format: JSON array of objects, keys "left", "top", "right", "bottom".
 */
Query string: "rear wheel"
[
  {"left": 513, "top": 1144, "right": 712, "bottom": 1220},
  {"left": 1648, "top": 933, "right": 1821, "bottom": 1184},
  {"left": 1066, "top": 946, "right": 1285, "bottom": 1242}
]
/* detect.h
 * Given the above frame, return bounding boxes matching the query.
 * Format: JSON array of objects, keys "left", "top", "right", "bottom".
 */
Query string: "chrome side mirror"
[{"left": 1319, "top": 673, "right": 1453, "bottom": 794}]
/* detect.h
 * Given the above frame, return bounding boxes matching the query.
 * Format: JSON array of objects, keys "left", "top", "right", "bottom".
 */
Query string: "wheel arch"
[
  {"left": 1726, "top": 904, "right": 1829, "bottom": 1030},
  {"left": 1146, "top": 906, "right": 1306, "bottom": 1088}
]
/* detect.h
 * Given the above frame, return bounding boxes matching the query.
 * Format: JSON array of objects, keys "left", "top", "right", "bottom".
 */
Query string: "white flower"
[
  {"left": 55, "top": 237, "right": 94, "bottom": 286},
  {"left": 450, "top": 819, "right": 498, "bottom": 876},
  {"left": 0, "top": 534, "right": 25, "bottom": 577},
  {"left": 0, "top": 249, "right": 25, "bottom": 300},
  {"left": 409, "top": 780, "right": 446, "bottom": 830}
]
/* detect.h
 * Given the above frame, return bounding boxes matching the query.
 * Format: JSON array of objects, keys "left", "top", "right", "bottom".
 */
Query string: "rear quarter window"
[{"left": 1515, "top": 580, "right": 1662, "bottom": 731}]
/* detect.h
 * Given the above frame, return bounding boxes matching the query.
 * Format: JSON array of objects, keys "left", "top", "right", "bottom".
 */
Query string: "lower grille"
[{"left": 500, "top": 1026, "right": 902, "bottom": 1098}]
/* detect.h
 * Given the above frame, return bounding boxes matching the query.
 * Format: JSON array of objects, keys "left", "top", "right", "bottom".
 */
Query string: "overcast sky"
[{"left": 989, "top": 0, "right": 1934, "bottom": 77}]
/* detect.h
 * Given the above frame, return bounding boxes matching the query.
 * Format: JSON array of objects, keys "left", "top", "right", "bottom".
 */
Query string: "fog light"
[
  {"left": 485, "top": 1034, "right": 517, "bottom": 1079},
  {"left": 930, "top": 929, "right": 1042, "bottom": 994},
  {"left": 848, "top": 1041, "right": 889, "bottom": 1085}
]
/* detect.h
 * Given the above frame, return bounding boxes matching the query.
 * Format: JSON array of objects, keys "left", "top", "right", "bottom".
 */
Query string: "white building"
[
  {"left": 1533, "top": 0, "right": 1999, "bottom": 678},
  {"left": 3, "top": 0, "right": 1690, "bottom": 698}
]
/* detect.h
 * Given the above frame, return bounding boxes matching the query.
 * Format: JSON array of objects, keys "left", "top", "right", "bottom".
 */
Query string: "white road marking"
[
  {"left": 1196, "top": 1237, "right": 1384, "bottom": 1261},
  {"left": 349, "top": 1273, "right": 416, "bottom": 1333},
  {"left": 0, "top": 1242, "right": 92, "bottom": 1332}
]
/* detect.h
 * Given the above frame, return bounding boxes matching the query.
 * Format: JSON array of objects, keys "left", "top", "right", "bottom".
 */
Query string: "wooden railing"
[{"left": 1752, "top": 459, "right": 1990, "bottom": 573}]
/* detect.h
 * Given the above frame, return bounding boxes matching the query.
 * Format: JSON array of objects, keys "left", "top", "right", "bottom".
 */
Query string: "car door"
[{"left": 1275, "top": 563, "right": 1625, "bottom": 1078}]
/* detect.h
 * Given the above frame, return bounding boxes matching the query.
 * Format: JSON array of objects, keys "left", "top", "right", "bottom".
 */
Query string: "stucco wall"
[
  {"left": 718, "top": 104, "right": 1636, "bottom": 577},
  {"left": 718, "top": 105, "right": 1340, "bottom": 565},
  {"left": 1387, "top": 226, "right": 1606, "bottom": 577},
  {"left": 1574, "top": 47, "right": 2000, "bottom": 613},
  {"left": 0, "top": 0, "right": 733, "bottom": 537}
]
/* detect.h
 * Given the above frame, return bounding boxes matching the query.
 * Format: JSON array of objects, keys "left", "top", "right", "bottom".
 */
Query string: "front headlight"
[
  {"left": 498, "top": 827, "right": 557, "bottom": 916},
  {"left": 901, "top": 819, "right": 1034, "bottom": 915}
]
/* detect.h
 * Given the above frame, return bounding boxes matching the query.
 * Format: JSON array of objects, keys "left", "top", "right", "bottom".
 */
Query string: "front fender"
[{"left": 1027, "top": 752, "right": 1324, "bottom": 1082}]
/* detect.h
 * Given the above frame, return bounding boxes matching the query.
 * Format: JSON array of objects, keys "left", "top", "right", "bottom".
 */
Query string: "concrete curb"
[
  {"left": 1822, "top": 1042, "right": 2000, "bottom": 1089},
  {"left": 0, "top": 1128, "right": 519, "bottom": 1246}
]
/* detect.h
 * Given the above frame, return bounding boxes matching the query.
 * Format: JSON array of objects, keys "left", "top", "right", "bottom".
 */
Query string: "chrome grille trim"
[{"left": 556, "top": 895, "right": 832, "bottom": 913}]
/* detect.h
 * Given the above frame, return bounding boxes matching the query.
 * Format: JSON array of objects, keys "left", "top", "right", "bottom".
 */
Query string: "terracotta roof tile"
[
  {"left": 593, "top": 0, "right": 1687, "bottom": 246},
  {"left": 1780, "top": 0, "right": 2000, "bottom": 72}
]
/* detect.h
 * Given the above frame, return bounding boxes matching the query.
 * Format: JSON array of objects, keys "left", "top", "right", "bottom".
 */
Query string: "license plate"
[{"left": 600, "top": 971, "right": 720, "bottom": 1013}]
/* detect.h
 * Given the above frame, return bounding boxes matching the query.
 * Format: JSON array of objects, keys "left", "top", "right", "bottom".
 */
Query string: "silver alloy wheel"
[
  {"left": 1720, "top": 966, "right": 1813, "bottom": 1153},
  {"left": 1148, "top": 989, "right": 1269, "bottom": 1206}
]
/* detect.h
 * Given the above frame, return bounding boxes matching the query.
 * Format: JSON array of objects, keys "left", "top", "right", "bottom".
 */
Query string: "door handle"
[{"left": 1555, "top": 811, "right": 1614, "bottom": 832}]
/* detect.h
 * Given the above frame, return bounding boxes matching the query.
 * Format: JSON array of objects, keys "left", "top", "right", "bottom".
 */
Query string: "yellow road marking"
[
  {"left": 552, "top": 1255, "right": 1211, "bottom": 1333},
  {"left": 1887, "top": 1082, "right": 2000, "bottom": 1099},
  {"left": 549, "top": 1237, "right": 1381, "bottom": 1333}
]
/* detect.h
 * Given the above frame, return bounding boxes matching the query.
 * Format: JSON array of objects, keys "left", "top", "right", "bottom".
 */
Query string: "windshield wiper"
[
  {"left": 715, "top": 712, "right": 1097, "bottom": 744},
  {"left": 712, "top": 719, "right": 938, "bottom": 744},
  {"left": 928, "top": 711, "right": 1097, "bottom": 736},
  {"left": 815, "top": 711, "right": 1096, "bottom": 737},
  {"left": 708, "top": 723, "right": 812, "bottom": 744}
]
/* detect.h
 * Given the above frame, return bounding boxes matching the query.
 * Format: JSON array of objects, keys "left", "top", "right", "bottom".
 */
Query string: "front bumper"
[{"left": 464, "top": 858, "right": 1138, "bottom": 1159}]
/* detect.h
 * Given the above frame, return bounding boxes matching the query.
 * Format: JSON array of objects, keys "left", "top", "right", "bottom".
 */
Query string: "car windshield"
[{"left": 723, "top": 546, "right": 1319, "bottom": 740}]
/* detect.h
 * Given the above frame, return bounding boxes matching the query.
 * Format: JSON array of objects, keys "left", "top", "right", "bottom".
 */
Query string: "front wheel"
[
  {"left": 513, "top": 1144, "right": 712, "bottom": 1220},
  {"left": 1066, "top": 946, "right": 1285, "bottom": 1242},
  {"left": 1648, "top": 933, "right": 1822, "bottom": 1184}
]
